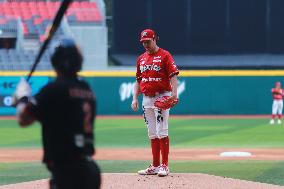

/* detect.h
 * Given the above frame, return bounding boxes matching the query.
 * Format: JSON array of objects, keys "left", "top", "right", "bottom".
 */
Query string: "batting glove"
[{"left": 12, "top": 78, "right": 32, "bottom": 105}]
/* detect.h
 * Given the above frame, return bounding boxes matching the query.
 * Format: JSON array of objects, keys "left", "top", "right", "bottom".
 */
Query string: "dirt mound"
[
  {"left": 1, "top": 173, "right": 284, "bottom": 189},
  {"left": 102, "top": 173, "right": 284, "bottom": 189},
  {"left": 0, "top": 179, "right": 48, "bottom": 189}
]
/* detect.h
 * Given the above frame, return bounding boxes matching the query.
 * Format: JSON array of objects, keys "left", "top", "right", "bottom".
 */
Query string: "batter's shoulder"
[
  {"left": 35, "top": 81, "right": 61, "bottom": 99},
  {"left": 78, "top": 79, "right": 92, "bottom": 90},
  {"left": 40, "top": 81, "right": 58, "bottom": 91},
  {"left": 41, "top": 78, "right": 79, "bottom": 92}
]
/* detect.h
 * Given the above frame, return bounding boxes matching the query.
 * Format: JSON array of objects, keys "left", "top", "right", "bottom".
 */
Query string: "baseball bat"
[{"left": 27, "top": 0, "right": 73, "bottom": 81}]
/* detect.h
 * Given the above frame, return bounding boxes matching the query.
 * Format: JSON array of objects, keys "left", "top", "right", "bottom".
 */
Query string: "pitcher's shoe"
[
  {"left": 138, "top": 164, "right": 159, "bottom": 175},
  {"left": 270, "top": 119, "right": 275, "bottom": 124},
  {"left": 278, "top": 119, "right": 282, "bottom": 124},
  {"left": 157, "top": 164, "right": 169, "bottom": 177}
]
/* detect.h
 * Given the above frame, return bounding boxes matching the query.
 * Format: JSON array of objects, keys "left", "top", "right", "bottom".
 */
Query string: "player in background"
[
  {"left": 14, "top": 38, "right": 101, "bottom": 189},
  {"left": 131, "top": 29, "right": 179, "bottom": 177},
  {"left": 270, "top": 81, "right": 284, "bottom": 125}
]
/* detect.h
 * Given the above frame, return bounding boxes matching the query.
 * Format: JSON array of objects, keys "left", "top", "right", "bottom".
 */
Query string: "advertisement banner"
[
  {"left": 0, "top": 75, "right": 282, "bottom": 115},
  {"left": 0, "top": 77, "right": 49, "bottom": 115},
  {"left": 84, "top": 76, "right": 283, "bottom": 115},
  {"left": 84, "top": 77, "right": 188, "bottom": 115}
]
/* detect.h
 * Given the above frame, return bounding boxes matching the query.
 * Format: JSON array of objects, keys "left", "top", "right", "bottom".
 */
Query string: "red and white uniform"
[
  {"left": 135, "top": 28, "right": 177, "bottom": 173},
  {"left": 271, "top": 88, "right": 284, "bottom": 116},
  {"left": 136, "top": 48, "right": 179, "bottom": 139},
  {"left": 136, "top": 48, "right": 179, "bottom": 97}
]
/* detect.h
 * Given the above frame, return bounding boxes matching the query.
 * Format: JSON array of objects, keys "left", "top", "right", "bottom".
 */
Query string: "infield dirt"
[
  {"left": 1, "top": 148, "right": 284, "bottom": 162},
  {"left": 1, "top": 173, "right": 284, "bottom": 189},
  {"left": 1, "top": 148, "right": 284, "bottom": 188}
]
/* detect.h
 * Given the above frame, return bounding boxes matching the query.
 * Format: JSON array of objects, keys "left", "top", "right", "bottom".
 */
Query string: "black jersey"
[{"left": 31, "top": 78, "right": 96, "bottom": 164}]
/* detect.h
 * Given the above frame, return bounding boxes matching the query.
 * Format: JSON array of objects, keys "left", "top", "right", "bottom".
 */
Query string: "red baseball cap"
[{"left": 140, "top": 29, "right": 156, "bottom": 42}]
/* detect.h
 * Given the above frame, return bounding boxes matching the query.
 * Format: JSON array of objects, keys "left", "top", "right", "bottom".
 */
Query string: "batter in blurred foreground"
[
  {"left": 14, "top": 38, "right": 101, "bottom": 189},
  {"left": 131, "top": 29, "right": 179, "bottom": 177},
  {"left": 270, "top": 81, "right": 284, "bottom": 125}
]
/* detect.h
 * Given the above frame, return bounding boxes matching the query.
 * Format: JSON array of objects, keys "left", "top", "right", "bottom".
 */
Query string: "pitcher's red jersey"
[{"left": 136, "top": 48, "right": 179, "bottom": 96}]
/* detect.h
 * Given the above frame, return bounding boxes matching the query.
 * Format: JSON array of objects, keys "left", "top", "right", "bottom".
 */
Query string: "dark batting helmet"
[{"left": 51, "top": 38, "right": 83, "bottom": 77}]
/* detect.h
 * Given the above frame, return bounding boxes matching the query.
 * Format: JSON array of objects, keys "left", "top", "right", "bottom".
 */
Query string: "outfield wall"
[{"left": 0, "top": 70, "right": 283, "bottom": 115}]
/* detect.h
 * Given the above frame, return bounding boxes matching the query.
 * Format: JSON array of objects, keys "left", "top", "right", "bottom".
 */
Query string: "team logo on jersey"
[
  {"left": 152, "top": 56, "right": 162, "bottom": 63},
  {"left": 153, "top": 59, "right": 161, "bottom": 63},
  {"left": 141, "top": 77, "right": 162, "bottom": 82},
  {"left": 140, "top": 64, "right": 161, "bottom": 73},
  {"left": 142, "top": 31, "right": 148, "bottom": 37}
]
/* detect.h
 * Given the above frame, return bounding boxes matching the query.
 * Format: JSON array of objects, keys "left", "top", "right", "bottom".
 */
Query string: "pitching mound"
[{"left": 1, "top": 173, "right": 284, "bottom": 189}]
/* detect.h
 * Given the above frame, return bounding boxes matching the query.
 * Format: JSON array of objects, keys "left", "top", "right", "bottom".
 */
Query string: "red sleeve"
[
  {"left": 165, "top": 52, "right": 179, "bottom": 78},
  {"left": 136, "top": 56, "right": 142, "bottom": 82}
]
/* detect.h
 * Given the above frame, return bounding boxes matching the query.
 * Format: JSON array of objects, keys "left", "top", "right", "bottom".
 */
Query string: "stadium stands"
[
  {"left": 0, "top": 1, "right": 102, "bottom": 37},
  {"left": 0, "top": 0, "right": 105, "bottom": 71}
]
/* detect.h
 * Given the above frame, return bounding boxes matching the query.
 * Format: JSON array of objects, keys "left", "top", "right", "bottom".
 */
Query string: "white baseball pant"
[
  {"left": 142, "top": 92, "right": 171, "bottom": 139},
  {"left": 272, "top": 99, "right": 283, "bottom": 115}
]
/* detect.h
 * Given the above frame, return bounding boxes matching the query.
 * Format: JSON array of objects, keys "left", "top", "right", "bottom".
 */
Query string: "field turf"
[{"left": 0, "top": 117, "right": 284, "bottom": 186}]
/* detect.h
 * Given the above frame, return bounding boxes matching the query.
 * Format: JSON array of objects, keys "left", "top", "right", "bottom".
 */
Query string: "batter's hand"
[
  {"left": 12, "top": 78, "right": 32, "bottom": 106},
  {"left": 131, "top": 99, "right": 139, "bottom": 111}
]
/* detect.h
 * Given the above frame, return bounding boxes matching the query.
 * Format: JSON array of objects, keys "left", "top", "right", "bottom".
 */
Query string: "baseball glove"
[{"left": 154, "top": 96, "right": 179, "bottom": 110}]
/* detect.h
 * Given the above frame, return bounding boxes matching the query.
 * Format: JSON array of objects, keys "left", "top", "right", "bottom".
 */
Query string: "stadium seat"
[
  {"left": 0, "top": 19, "right": 6, "bottom": 24},
  {"left": 33, "top": 17, "right": 43, "bottom": 25},
  {"left": 0, "top": 1, "right": 104, "bottom": 70}
]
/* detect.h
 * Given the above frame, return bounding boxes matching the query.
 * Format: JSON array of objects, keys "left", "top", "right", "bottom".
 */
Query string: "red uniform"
[
  {"left": 136, "top": 48, "right": 179, "bottom": 96},
  {"left": 271, "top": 88, "right": 284, "bottom": 100},
  {"left": 135, "top": 29, "right": 178, "bottom": 176},
  {"left": 270, "top": 82, "right": 284, "bottom": 124}
]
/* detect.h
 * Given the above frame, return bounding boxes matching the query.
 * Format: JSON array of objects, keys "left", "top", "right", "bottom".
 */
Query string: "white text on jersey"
[
  {"left": 142, "top": 77, "right": 162, "bottom": 82},
  {"left": 140, "top": 64, "right": 161, "bottom": 73}
]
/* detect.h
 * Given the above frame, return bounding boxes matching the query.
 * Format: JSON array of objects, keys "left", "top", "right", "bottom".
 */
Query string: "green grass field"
[{"left": 1, "top": 117, "right": 284, "bottom": 186}]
